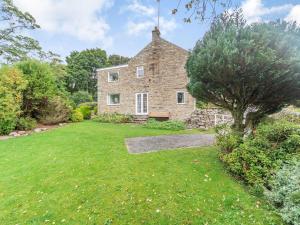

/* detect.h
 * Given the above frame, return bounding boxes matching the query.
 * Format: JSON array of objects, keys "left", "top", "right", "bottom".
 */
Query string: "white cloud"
[
  {"left": 13, "top": 0, "right": 114, "bottom": 45},
  {"left": 241, "top": 0, "right": 292, "bottom": 23},
  {"left": 122, "top": 0, "right": 155, "bottom": 17},
  {"left": 285, "top": 5, "right": 300, "bottom": 24},
  {"left": 124, "top": 0, "right": 177, "bottom": 36}
]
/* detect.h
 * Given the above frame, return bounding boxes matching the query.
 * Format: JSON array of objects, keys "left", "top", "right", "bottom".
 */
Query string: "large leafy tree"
[
  {"left": 66, "top": 49, "right": 131, "bottom": 98},
  {"left": 187, "top": 10, "right": 300, "bottom": 133},
  {"left": 0, "top": 0, "right": 60, "bottom": 63},
  {"left": 65, "top": 48, "right": 109, "bottom": 97}
]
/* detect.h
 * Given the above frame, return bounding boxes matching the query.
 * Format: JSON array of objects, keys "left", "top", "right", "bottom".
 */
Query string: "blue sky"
[{"left": 14, "top": 0, "right": 300, "bottom": 60}]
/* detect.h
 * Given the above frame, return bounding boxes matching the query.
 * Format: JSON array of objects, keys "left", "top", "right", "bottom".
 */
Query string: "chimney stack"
[{"left": 152, "top": 26, "right": 160, "bottom": 41}]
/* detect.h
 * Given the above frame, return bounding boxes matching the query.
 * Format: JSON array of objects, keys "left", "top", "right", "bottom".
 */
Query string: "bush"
[
  {"left": 94, "top": 113, "right": 133, "bottom": 123},
  {"left": 143, "top": 119, "right": 186, "bottom": 131},
  {"left": 70, "top": 110, "right": 84, "bottom": 122},
  {"left": 71, "top": 91, "right": 93, "bottom": 106},
  {"left": 0, "top": 67, "right": 27, "bottom": 135},
  {"left": 265, "top": 159, "right": 300, "bottom": 225},
  {"left": 16, "top": 60, "right": 58, "bottom": 118},
  {"left": 16, "top": 117, "right": 37, "bottom": 130},
  {"left": 78, "top": 105, "right": 92, "bottom": 120},
  {"left": 215, "top": 124, "right": 243, "bottom": 153},
  {"left": 219, "top": 120, "right": 300, "bottom": 186},
  {"left": 37, "top": 96, "right": 72, "bottom": 125}
]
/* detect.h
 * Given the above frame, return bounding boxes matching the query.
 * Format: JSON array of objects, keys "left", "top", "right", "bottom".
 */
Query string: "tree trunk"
[{"left": 231, "top": 110, "right": 245, "bottom": 134}]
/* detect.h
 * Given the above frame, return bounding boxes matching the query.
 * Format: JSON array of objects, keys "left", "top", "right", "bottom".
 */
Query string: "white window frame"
[
  {"left": 107, "top": 71, "right": 119, "bottom": 82},
  {"left": 136, "top": 66, "right": 144, "bottom": 78},
  {"left": 176, "top": 91, "right": 186, "bottom": 104},
  {"left": 135, "top": 93, "right": 148, "bottom": 115},
  {"left": 107, "top": 93, "right": 120, "bottom": 105}
]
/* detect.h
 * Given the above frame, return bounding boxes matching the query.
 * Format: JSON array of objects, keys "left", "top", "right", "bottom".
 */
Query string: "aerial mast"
[{"left": 157, "top": 0, "right": 160, "bottom": 29}]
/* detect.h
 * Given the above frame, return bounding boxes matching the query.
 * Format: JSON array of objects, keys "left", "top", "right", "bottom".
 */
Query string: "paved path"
[{"left": 125, "top": 133, "right": 215, "bottom": 154}]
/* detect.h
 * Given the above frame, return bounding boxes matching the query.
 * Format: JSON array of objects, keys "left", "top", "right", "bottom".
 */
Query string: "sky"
[{"left": 13, "top": 0, "right": 300, "bottom": 60}]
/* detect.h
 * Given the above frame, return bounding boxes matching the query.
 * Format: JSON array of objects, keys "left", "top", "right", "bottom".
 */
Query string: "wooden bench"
[{"left": 149, "top": 112, "right": 170, "bottom": 118}]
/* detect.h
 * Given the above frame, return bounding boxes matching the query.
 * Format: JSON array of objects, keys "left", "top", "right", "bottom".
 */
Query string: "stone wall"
[
  {"left": 186, "top": 108, "right": 233, "bottom": 129},
  {"left": 97, "top": 27, "right": 195, "bottom": 121}
]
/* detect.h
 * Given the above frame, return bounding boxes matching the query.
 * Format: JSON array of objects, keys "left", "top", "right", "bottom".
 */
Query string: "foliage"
[
  {"left": 70, "top": 109, "right": 84, "bottom": 122},
  {"left": 108, "top": 54, "right": 130, "bottom": 66},
  {"left": 220, "top": 120, "right": 300, "bottom": 186},
  {"left": 78, "top": 102, "right": 97, "bottom": 109},
  {"left": 265, "top": 159, "right": 300, "bottom": 225},
  {"left": 0, "top": 0, "right": 57, "bottom": 63},
  {"left": 0, "top": 66, "right": 27, "bottom": 134},
  {"left": 0, "top": 122, "right": 283, "bottom": 224},
  {"left": 70, "top": 91, "right": 93, "bottom": 106},
  {"left": 66, "top": 48, "right": 108, "bottom": 97},
  {"left": 94, "top": 113, "right": 133, "bottom": 123},
  {"left": 16, "top": 117, "right": 37, "bottom": 131},
  {"left": 143, "top": 119, "right": 186, "bottom": 131},
  {"left": 16, "top": 60, "right": 59, "bottom": 118},
  {"left": 77, "top": 105, "right": 92, "bottom": 120},
  {"left": 37, "top": 96, "right": 72, "bottom": 125},
  {"left": 172, "top": 0, "right": 231, "bottom": 22},
  {"left": 186, "top": 10, "right": 300, "bottom": 133},
  {"left": 215, "top": 124, "right": 242, "bottom": 153}
]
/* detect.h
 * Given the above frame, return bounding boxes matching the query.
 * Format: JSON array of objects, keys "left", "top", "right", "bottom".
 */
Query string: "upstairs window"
[
  {"left": 136, "top": 66, "right": 144, "bottom": 78},
  {"left": 177, "top": 92, "right": 185, "bottom": 104},
  {"left": 107, "top": 94, "right": 120, "bottom": 105},
  {"left": 108, "top": 72, "right": 119, "bottom": 82}
]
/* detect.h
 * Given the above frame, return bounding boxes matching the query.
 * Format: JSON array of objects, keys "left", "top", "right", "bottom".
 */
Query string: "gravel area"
[{"left": 125, "top": 133, "right": 215, "bottom": 154}]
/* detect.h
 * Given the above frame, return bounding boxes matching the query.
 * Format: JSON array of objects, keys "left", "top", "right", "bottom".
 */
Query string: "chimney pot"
[{"left": 152, "top": 26, "right": 160, "bottom": 41}]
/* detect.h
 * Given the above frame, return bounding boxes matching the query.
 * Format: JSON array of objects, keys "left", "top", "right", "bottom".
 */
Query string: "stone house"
[{"left": 97, "top": 27, "right": 195, "bottom": 121}]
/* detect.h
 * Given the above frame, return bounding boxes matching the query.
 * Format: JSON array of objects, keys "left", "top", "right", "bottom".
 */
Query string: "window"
[
  {"left": 136, "top": 66, "right": 144, "bottom": 78},
  {"left": 107, "top": 94, "right": 120, "bottom": 105},
  {"left": 108, "top": 72, "right": 119, "bottom": 82},
  {"left": 177, "top": 92, "right": 185, "bottom": 104}
]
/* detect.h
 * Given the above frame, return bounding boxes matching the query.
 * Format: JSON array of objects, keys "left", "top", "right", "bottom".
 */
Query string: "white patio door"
[{"left": 136, "top": 93, "right": 148, "bottom": 115}]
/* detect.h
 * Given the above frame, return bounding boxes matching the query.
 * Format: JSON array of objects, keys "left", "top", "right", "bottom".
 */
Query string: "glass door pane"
[{"left": 142, "top": 93, "right": 148, "bottom": 114}]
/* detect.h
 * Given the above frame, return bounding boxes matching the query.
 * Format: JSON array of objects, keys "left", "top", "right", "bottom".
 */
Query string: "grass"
[{"left": 0, "top": 121, "right": 282, "bottom": 225}]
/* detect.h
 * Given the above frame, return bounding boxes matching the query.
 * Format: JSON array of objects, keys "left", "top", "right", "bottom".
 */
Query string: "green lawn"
[{"left": 0, "top": 122, "right": 282, "bottom": 225}]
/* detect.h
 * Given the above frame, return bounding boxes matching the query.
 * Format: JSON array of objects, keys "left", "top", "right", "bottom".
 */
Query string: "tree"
[
  {"left": 0, "top": 0, "right": 60, "bottom": 63},
  {"left": 108, "top": 54, "right": 131, "bottom": 66},
  {"left": 0, "top": 66, "right": 27, "bottom": 134},
  {"left": 172, "top": 0, "right": 232, "bottom": 22},
  {"left": 16, "top": 60, "right": 58, "bottom": 118},
  {"left": 65, "top": 48, "right": 109, "bottom": 97},
  {"left": 186, "top": 10, "right": 300, "bottom": 133}
]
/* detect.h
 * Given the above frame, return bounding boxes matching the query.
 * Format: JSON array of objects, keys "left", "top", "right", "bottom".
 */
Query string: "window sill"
[{"left": 107, "top": 104, "right": 120, "bottom": 106}]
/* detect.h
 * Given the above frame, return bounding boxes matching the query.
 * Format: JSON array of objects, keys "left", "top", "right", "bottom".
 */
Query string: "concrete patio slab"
[{"left": 125, "top": 133, "right": 215, "bottom": 154}]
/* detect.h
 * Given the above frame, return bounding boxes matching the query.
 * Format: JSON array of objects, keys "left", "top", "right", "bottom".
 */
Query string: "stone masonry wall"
[
  {"left": 97, "top": 28, "right": 195, "bottom": 120},
  {"left": 186, "top": 108, "right": 233, "bottom": 129}
]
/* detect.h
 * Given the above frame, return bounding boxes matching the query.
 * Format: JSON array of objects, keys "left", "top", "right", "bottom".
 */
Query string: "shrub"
[
  {"left": 71, "top": 91, "right": 93, "bottom": 106},
  {"left": 219, "top": 120, "right": 300, "bottom": 187},
  {"left": 143, "top": 119, "right": 186, "bottom": 131},
  {"left": 265, "top": 159, "right": 300, "bottom": 225},
  {"left": 94, "top": 113, "right": 133, "bottom": 123},
  {"left": 70, "top": 110, "right": 84, "bottom": 122},
  {"left": 37, "top": 96, "right": 72, "bottom": 125},
  {"left": 215, "top": 124, "right": 243, "bottom": 153},
  {"left": 16, "top": 60, "right": 58, "bottom": 118},
  {"left": 0, "top": 67, "right": 27, "bottom": 135},
  {"left": 16, "top": 117, "right": 37, "bottom": 130},
  {"left": 78, "top": 105, "right": 92, "bottom": 120}
]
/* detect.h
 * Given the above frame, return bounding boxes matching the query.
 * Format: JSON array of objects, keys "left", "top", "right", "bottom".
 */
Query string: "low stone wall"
[{"left": 186, "top": 108, "right": 233, "bottom": 129}]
